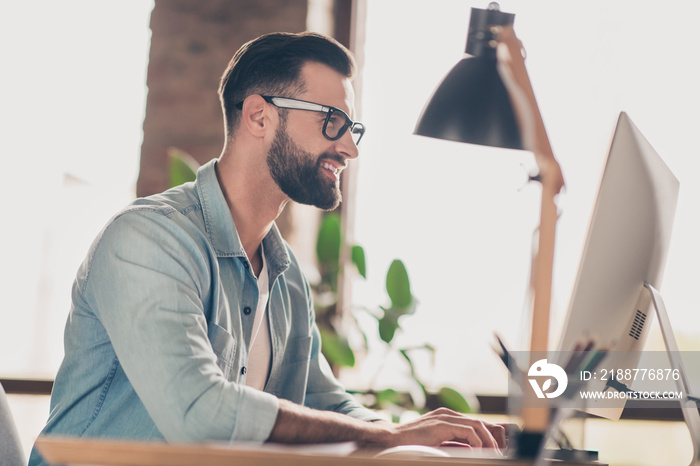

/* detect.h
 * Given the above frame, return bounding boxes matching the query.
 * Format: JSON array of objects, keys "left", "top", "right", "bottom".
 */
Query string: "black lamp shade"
[{"left": 414, "top": 4, "right": 524, "bottom": 150}]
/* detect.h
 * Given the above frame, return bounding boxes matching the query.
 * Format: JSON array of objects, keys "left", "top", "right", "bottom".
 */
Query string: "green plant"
[
  {"left": 313, "top": 213, "right": 472, "bottom": 418},
  {"left": 313, "top": 213, "right": 364, "bottom": 369},
  {"left": 167, "top": 147, "right": 199, "bottom": 186}
]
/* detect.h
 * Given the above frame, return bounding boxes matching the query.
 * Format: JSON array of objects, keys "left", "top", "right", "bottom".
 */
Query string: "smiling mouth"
[{"left": 320, "top": 161, "right": 341, "bottom": 181}]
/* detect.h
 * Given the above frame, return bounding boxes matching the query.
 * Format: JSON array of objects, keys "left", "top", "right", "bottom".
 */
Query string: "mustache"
[{"left": 318, "top": 153, "right": 346, "bottom": 169}]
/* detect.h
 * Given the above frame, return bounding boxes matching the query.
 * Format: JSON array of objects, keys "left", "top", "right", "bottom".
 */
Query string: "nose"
[{"left": 334, "top": 129, "right": 359, "bottom": 161}]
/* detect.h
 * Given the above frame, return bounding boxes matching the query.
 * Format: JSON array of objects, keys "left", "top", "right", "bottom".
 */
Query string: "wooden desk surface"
[{"left": 35, "top": 436, "right": 605, "bottom": 466}]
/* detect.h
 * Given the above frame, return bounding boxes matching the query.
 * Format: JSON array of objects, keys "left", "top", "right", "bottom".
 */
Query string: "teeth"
[{"left": 321, "top": 162, "right": 339, "bottom": 175}]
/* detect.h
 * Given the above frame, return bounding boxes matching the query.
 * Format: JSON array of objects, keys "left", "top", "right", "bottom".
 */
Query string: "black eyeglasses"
[{"left": 235, "top": 95, "right": 365, "bottom": 145}]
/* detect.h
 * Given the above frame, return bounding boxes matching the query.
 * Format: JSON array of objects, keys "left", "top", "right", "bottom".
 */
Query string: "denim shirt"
[{"left": 30, "top": 159, "right": 378, "bottom": 465}]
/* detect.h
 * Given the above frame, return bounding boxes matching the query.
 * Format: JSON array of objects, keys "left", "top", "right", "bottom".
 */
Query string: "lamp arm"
[
  {"left": 495, "top": 26, "right": 564, "bottom": 437},
  {"left": 495, "top": 25, "right": 564, "bottom": 355},
  {"left": 495, "top": 27, "right": 565, "bottom": 194}
]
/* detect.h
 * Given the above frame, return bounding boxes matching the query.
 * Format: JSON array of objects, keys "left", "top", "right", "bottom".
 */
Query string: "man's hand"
[
  {"left": 269, "top": 400, "right": 506, "bottom": 451},
  {"left": 375, "top": 408, "right": 506, "bottom": 450}
]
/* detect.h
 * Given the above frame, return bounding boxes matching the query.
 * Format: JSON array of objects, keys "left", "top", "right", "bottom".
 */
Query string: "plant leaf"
[
  {"left": 351, "top": 245, "right": 366, "bottom": 278},
  {"left": 316, "top": 214, "right": 341, "bottom": 267},
  {"left": 386, "top": 259, "right": 412, "bottom": 308},
  {"left": 319, "top": 328, "right": 355, "bottom": 368},
  {"left": 378, "top": 313, "right": 399, "bottom": 344},
  {"left": 168, "top": 147, "right": 199, "bottom": 187},
  {"left": 375, "top": 388, "right": 401, "bottom": 405},
  {"left": 438, "top": 386, "right": 472, "bottom": 413}
]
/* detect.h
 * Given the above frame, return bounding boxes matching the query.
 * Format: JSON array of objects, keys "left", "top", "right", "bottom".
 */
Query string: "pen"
[
  {"left": 564, "top": 338, "right": 595, "bottom": 374},
  {"left": 493, "top": 334, "right": 523, "bottom": 379}
]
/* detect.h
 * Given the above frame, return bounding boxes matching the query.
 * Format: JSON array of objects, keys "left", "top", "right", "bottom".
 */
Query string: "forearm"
[
  {"left": 268, "top": 399, "right": 392, "bottom": 447},
  {"left": 268, "top": 402, "right": 507, "bottom": 450}
]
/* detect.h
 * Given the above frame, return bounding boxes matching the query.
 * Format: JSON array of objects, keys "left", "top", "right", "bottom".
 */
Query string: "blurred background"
[{"left": 1, "top": 1, "right": 699, "bottom": 464}]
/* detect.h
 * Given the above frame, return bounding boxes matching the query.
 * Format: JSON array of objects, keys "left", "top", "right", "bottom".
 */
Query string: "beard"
[{"left": 266, "top": 125, "right": 343, "bottom": 211}]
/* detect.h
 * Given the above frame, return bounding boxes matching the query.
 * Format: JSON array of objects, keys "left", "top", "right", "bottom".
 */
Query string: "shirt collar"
[{"left": 195, "top": 159, "right": 290, "bottom": 275}]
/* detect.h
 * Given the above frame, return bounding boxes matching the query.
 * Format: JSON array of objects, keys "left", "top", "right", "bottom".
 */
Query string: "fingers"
[
  {"left": 451, "top": 423, "right": 491, "bottom": 449},
  {"left": 423, "top": 409, "right": 503, "bottom": 449},
  {"left": 487, "top": 424, "right": 507, "bottom": 449},
  {"left": 391, "top": 409, "right": 507, "bottom": 451}
]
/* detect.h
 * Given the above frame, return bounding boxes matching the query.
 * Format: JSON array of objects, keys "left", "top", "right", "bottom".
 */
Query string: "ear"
[{"left": 239, "top": 94, "right": 275, "bottom": 139}]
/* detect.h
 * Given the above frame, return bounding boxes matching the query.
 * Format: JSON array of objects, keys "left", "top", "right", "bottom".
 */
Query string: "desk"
[{"left": 36, "top": 436, "right": 605, "bottom": 466}]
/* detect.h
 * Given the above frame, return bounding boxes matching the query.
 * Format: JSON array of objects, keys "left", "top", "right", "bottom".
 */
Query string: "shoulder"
[
  {"left": 100, "top": 192, "right": 207, "bottom": 258},
  {"left": 131, "top": 182, "right": 202, "bottom": 220},
  {"left": 105, "top": 183, "right": 206, "bottom": 247},
  {"left": 77, "top": 192, "right": 214, "bottom": 296}
]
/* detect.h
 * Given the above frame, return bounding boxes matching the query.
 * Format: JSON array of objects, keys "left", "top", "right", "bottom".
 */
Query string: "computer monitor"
[{"left": 556, "top": 111, "right": 680, "bottom": 419}]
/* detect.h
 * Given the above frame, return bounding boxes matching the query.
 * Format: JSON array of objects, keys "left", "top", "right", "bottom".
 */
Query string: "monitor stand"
[{"left": 645, "top": 282, "right": 700, "bottom": 466}]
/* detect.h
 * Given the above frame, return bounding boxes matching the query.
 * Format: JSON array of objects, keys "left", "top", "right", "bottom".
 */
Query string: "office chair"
[{"left": 0, "top": 382, "right": 26, "bottom": 466}]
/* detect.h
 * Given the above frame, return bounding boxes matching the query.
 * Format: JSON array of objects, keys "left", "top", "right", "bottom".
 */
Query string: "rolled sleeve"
[{"left": 232, "top": 387, "right": 280, "bottom": 441}]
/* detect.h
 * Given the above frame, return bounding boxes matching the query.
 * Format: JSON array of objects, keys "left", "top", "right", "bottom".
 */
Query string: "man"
[{"left": 30, "top": 32, "right": 504, "bottom": 465}]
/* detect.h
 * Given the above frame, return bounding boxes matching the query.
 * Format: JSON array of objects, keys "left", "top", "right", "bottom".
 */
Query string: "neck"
[{"left": 215, "top": 150, "right": 288, "bottom": 270}]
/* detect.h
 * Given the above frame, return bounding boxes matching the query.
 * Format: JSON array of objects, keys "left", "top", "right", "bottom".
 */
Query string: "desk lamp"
[{"left": 414, "top": 2, "right": 565, "bottom": 458}]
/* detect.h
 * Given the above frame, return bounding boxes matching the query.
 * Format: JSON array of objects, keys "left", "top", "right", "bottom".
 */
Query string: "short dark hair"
[{"left": 218, "top": 32, "right": 355, "bottom": 137}]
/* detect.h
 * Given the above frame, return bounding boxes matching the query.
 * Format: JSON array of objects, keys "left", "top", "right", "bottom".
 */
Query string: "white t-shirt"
[{"left": 245, "top": 247, "right": 271, "bottom": 390}]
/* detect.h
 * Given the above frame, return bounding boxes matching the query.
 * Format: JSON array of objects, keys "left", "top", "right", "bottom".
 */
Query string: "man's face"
[
  {"left": 266, "top": 122, "right": 344, "bottom": 210},
  {"left": 265, "top": 61, "right": 359, "bottom": 211}
]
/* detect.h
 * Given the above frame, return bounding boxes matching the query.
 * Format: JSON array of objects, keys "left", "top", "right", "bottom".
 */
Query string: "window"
[
  {"left": 351, "top": 0, "right": 700, "bottom": 396},
  {"left": 0, "top": 1, "right": 153, "bottom": 379},
  {"left": 0, "top": 1, "right": 153, "bottom": 455}
]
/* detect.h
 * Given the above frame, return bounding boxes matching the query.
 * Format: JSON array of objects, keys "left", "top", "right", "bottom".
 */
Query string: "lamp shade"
[{"left": 414, "top": 3, "right": 524, "bottom": 150}]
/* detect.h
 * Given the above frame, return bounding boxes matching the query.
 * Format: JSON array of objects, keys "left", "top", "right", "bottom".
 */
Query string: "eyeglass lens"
[
  {"left": 324, "top": 110, "right": 364, "bottom": 145},
  {"left": 349, "top": 124, "right": 364, "bottom": 145}
]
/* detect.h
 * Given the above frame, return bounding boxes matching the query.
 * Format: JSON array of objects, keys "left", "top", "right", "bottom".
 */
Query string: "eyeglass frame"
[{"left": 234, "top": 95, "right": 365, "bottom": 145}]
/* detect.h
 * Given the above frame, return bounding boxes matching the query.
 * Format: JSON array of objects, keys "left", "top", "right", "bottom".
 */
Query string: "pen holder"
[{"left": 505, "top": 352, "right": 601, "bottom": 460}]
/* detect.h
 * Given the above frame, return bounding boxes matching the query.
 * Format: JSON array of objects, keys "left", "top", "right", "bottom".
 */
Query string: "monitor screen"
[{"left": 556, "top": 112, "right": 679, "bottom": 419}]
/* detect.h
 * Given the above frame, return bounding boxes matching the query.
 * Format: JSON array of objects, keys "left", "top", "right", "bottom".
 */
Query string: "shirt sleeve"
[{"left": 81, "top": 208, "right": 279, "bottom": 442}]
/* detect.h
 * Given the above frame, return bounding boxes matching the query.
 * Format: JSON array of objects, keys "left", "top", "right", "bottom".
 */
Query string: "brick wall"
[
  {"left": 137, "top": 0, "right": 356, "bottom": 259},
  {"left": 137, "top": 0, "right": 310, "bottom": 197}
]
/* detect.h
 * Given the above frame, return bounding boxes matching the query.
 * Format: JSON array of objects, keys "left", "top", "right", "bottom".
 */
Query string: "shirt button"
[
  {"left": 243, "top": 307, "right": 252, "bottom": 315},
  {"left": 241, "top": 367, "right": 247, "bottom": 375}
]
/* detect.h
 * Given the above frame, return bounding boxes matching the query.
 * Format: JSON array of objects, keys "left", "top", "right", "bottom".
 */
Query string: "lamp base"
[{"left": 514, "top": 430, "right": 544, "bottom": 458}]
